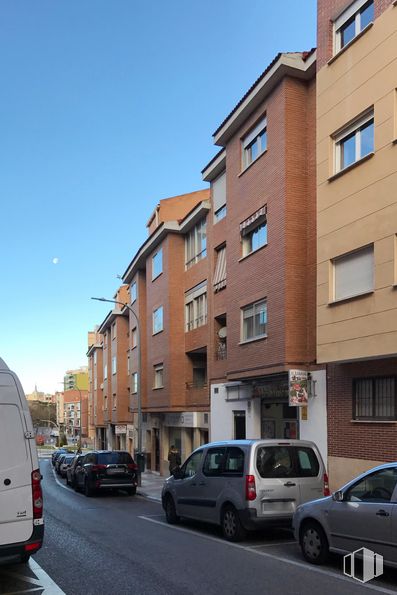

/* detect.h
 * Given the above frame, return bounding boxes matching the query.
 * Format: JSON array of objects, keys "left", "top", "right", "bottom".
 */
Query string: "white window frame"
[
  {"left": 153, "top": 305, "right": 164, "bottom": 334},
  {"left": 242, "top": 117, "right": 267, "bottom": 169},
  {"left": 185, "top": 219, "right": 207, "bottom": 269},
  {"left": 93, "top": 351, "right": 97, "bottom": 365},
  {"left": 132, "top": 372, "right": 138, "bottom": 394},
  {"left": 241, "top": 219, "right": 267, "bottom": 257},
  {"left": 112, "top": 356, "right": 117, "bottom": 375},
  {"left": 130, "top": 281, "right": 137, "bottom": 304},
  {"left": 153, "top": 364, "right": 164, "bottom": 389},
  {"left": 104, "top": 364, "right": 108, "bottom": 380},
  {"left": 334, "top": 0, "right": 374, "bottom": 54},
  {"left": 332, "top": 244, "right": 374, "bottom": 302},
  {"left": 334, "top": 110, "right": 374, "bottom": 173},
  {"left": 111, "top": 321, "right": 116, "bottom": 340},
  {"left": 94, "top": 377, "right": 97, "bottom": 391},
  {"left": 214, "top": 204, "right": 227, "bottom": 222},
  {"left": 241, "top": 299, "right": 267, "bottom": 342},
  {"left": 152, "top": 248, "right": 163, "bottom": 280},
  {"left": 185, "top": 283, "right": 207, "bottom": 331}
]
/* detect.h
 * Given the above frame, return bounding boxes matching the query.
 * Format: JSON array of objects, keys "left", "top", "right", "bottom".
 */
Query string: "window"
[
  {"left": 132, "top": 372, "right": 138, "bottom": 394},
  {"left": 111, "top": 322, "right": 116, "bottom": 340},
  {"left": 104, "top": 364, "right": 108, "bottom": 380},
  {"left": 346, "top": 468, "right": 397, "bottom": 503},
  {"left": 334, "top": 111, "right": 374, "bottom": 172},
  {"left": 203, "top": 447, "right": 226, "bottom": 476},
  {"left": 130, "top": 281, "right": 137, "bottom": 304},
  {"left": 94, "top": 377, "right": 97, "bottom": 391},
  {"left": 213, "top": 245, "right": 226, "bottom": 292},
  {"left": 334, "top": 0, "right": 374, "bottom": 53},
  {"left": 242, "top": 117, "right": 267, "bottom": 169},
  {"left": 132, "top": 327, "right": 137, "bottom": 348},
  {"left": 354, "top": 377, "right": 396, "bottom": 421},
  {"left": 112, "top": 356, "right": 117, "bottom": 375},
  {"left": 153, "top": 364, "right": 164, "bottom": 389},
  {"left": 332, "top": 245, "right": 374, "bottom": 301},
  {"left": 224, "top": 447, "right": 244, "bottom": 475},
  {"left": 93, "top": 351, "right": 97, "bottom": 365},
  {"left": 181, "top": 450, "right": 203, "bottom": 478},
  {"left": 256, "top": 446, "right": 319, "bottom": 478},
  {"left": 185, "top": 219, "right": 207, "bottom": 269},
  {"left": 240, "top": 206, "right": 267, "bottom": 257},
  {"left": 241, "top": 299, "right": 267, "bottom": 341},
  {"left": 153, "top": 306, "right": 164, "bottom": 334},
  {"left": 185, "top": 282, "right": 207, "bottom": 331},
  {"left": 152, "top": 248, "right": 163, "bottom": 280},
  {"left": 212, "top": 171, "right": 226, "bottom": 223}
]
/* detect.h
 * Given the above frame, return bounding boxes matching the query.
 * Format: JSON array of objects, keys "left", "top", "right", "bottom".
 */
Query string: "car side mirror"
[{"left": 332, "top": 490, "right": 344, "bottom": 502}]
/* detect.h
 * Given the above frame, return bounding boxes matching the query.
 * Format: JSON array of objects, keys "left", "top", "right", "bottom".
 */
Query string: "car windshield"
[{"left": 97, "top": 452, "right": 133, "bottom": 465}]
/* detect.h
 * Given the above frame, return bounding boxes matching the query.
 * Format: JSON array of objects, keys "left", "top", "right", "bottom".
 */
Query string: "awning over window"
[
  {"left": 240, "top": 205, "right": 267, "bottom": 236},
  {"left": 213, "top": 246, "right": 226, "bottom": 292}
]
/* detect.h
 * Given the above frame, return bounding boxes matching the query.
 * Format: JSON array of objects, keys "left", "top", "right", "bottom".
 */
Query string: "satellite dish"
[{"left": 218, "top": 327, "right": 227, "bottom": 339}]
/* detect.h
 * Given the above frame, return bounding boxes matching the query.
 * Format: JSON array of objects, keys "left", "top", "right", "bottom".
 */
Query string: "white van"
[{"left": 0, "top": 358, "right": 44, "bottom": 563}]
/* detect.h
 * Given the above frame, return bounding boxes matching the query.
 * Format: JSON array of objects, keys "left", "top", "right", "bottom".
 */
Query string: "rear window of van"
[{"left": 256, "top": 446, "right": 319, "bottom": 478}]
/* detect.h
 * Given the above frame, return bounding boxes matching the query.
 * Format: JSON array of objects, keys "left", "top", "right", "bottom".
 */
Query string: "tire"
[
  {"left": 125, "top": 487, "right": 136, "bottom": 496},
  {"left": 221, "top": 505, "right": 246, "bottom": 542},
  {"left": 164, "top": 495, "right": 180, "bottom": 524},
  {"left": 84, "top": 479, "right": 93, "bottom": 497},
  {"left": 300, "top": 520, "right": 329, "bottom": 565}
]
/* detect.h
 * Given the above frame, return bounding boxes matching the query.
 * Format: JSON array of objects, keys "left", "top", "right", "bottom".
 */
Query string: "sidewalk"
[{"left": 137, "top": 470, "right": 165, "bottom": 502}]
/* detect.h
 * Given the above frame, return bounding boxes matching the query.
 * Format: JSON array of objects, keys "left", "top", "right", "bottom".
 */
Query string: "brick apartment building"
[
  {"left": 121, "top": 190, "right": 210, "bottom": 473},
  {"left": 87, "top": 328, "right": 105, "bottom": 448},
  {"left": 316, "top": 0, "right": 397, "bottom": 487},
  {"left": 202, "top": 51, "right": 328, "bottom": 466}
]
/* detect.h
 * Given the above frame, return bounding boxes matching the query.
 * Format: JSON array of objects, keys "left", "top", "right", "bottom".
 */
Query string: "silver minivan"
[
  {"left": 0, "top": 358, "right": 44, "bottom": 563},
  {"left": 162, "top": 439, "right": 328, "bottom": 541}
]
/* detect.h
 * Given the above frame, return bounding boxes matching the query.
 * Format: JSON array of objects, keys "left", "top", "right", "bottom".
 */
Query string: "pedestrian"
[{"left": 168, "top": 444, "right": 181, "bottom": 475}]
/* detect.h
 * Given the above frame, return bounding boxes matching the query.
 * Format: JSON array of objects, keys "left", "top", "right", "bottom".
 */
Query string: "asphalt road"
[{"left": 18, "top": 460, "right": 397, "bottom": 595}]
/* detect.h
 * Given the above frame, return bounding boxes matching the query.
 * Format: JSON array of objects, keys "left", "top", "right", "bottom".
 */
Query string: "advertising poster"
[{"left": 289, "top": 369, "right": 308, "bottom": 406}]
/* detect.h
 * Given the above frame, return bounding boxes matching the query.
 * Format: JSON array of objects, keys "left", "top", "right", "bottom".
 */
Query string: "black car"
[
  {"left": 66, "top": 454, "right": 85, "bottom": 488},
  {"left": 52, "top": 447, "right": 72, "bottom": 466},
  {"left": 74, "top": 450, "right": 138, "bottom": 497}
]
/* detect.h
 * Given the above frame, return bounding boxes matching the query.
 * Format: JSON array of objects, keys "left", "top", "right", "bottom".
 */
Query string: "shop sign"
[
  {"left": 253, "top": 380, "right": 288, "bottom": 401},
  {"left": 164, "top": 412, "right": 195, "bottom": 427},
  {"left": 126, "top": 424, "right": 135, "bottom": 439},
  {"left": 115, "top": 424, "right": 127, "bottom": 435},
  {"left": 289, "top": 370, "right": 308, "bottom": 406}
]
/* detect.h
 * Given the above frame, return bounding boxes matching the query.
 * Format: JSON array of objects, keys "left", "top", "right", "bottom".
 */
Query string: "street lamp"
[{"left": 91, "top": 296, "right": 143, "bottom": 484}]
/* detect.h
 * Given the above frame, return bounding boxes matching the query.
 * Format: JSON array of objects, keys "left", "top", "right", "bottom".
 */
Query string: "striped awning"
[
  {"left": 213, "top": 246, "right": 226, "bottom": 292},
  {"left": 240, "top": 205, "right": 267, "bottom": 235}
]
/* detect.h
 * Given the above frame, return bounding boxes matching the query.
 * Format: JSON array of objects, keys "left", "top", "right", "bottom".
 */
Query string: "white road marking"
[
  {"left": 30, "top": 559, "right": 65, "bottom": 594},
  {"left": 138, "top": 516, "right": 397, "bottom": 595}
]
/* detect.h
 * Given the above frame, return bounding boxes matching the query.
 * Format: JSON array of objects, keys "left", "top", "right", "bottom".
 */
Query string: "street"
[{"left": 1, "top": 460, "right": 397, "bottom": 595}]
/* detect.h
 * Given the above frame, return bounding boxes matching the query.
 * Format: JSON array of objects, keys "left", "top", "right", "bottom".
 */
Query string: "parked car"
[
  {"left": 293, "top": 462, "right": 397, "bottom": 568},
  {"left": 0, "top": 358, "right": 43, "bottom": 563},
  {"left": 66, "top": 454, "right": 85, "bottom": 488},
  {"left": 161, "top": 439, "right": 328, "bottom": 541},
  {"left": 59, "top": 454, "right": 75, "bottom": 478},
  {"left": 74, "top": 451, "right": 138, "bottom": 497},
  {"left": 52, "top": 447, "right": 72, "bottom": 466}
]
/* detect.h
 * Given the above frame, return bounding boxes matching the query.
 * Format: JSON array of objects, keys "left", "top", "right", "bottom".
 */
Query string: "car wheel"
[
  {"left": 125, "top": 487, "right": 136, "bottom": 496},
  {"left": 300, "top": 521, "right": 329, "bottom": 565},
  {"left": 221, "top": 505, "right": 246, "bottom": 542},
  {"left": 84, "top": 479, "right": 93, "bottom": 497},
  {"left": 164, "top": 495, "right": 180, "bottom": 524}
]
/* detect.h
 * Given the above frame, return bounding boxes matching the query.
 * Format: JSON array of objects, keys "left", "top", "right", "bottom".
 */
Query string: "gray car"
[
  {"left": 293, "top": 462, "right": 397, "bottom": 567},
  {"left": 161, "top": 439, "right": 327, "bottom": 541}
]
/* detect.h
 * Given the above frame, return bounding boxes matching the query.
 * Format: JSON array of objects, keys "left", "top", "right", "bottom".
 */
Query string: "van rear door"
[{"left": 0, "top": 371, "right": 35, "bottom": 545}]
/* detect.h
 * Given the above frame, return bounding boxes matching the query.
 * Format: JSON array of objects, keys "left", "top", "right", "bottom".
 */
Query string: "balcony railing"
[{"left": 215, "top": 342, "right": 227, "bottom": 360}]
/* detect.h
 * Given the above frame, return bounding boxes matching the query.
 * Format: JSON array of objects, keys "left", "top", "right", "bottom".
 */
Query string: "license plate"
[{"left": 107, "top": 467, "right": 125, "bottom": 475}]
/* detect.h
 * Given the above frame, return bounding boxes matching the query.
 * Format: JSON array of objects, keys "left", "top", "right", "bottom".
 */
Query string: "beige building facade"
[{"left": 316, "top": 0, "right": 397, "bottom": 487}]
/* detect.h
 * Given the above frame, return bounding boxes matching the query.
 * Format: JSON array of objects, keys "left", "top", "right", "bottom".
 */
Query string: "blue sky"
[{"left": 0, "top": 0, "right": 316, "bottom": 394}]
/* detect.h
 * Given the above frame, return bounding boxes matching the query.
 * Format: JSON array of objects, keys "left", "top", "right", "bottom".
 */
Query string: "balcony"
[{"left": 215, "top": 342, "right": 227, "bottom": 360}]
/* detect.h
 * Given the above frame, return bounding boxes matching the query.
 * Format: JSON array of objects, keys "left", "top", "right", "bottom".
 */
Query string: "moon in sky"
[{"left": 52, "top": 257, "right": 59, "bottom": 265}]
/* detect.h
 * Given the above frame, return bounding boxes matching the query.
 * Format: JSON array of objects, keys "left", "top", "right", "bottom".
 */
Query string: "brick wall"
[{"left": 327, "top": 359, "right": 397, "bottom": 461}]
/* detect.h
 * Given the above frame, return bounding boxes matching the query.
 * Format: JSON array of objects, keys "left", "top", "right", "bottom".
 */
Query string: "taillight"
[
  {"left": 323, "top": 472, "right": 330, "bottom": 497},
  {"left": 128, "top": 463, "right": 138, "bottom": 471},
  {"left": 92, "top": 464, "right": 107, "bottom": 472},
  {"left": 245, "top": 475, "right": 256, "bottom": 501},
  {"left": 31, "top": 469, "right": 43, "bottom": 519},
  {"left": 25, "top": 541, "right": 42, "bottom": 553}
]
